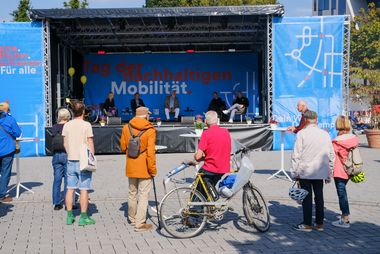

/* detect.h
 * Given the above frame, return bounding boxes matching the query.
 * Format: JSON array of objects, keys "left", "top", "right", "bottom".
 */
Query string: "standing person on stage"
[
  {"left": 208, "top": 92, "right": 226, "bottom": 120},
  {"left": 194, "top": 111, "right": 231, "bottom": 197},
  {"left": 164, "top": 90, "right": 180, "bottom": 122},
  {"left": 130, "top": 92, "right": 145, "bottom": 116},
  {"left": 51, "top": 108, "right": 70, "bottom": 211},
  {"left": 222, "top": 91, "right": 249, "bottom": 123},
  {"left": 287, "top": 100, "right": 309, "bottom": 133},
  {"left": 103, "top": 91, "right": 117, "bottom": 116},
  {"left": 0, "top": 102, "right": 21, "bottom": 203},
  {"left": 63, "top": 101, "right": 95, "bottom": 226},
  {"left": 120, "top": 107, "right": 157, "bottom": 232},
  {"left": 331, "top": 116, "right": 359, "bottom": 228},
  {"left": 291, "top": 111, "right": 335, "bottom": 232}
]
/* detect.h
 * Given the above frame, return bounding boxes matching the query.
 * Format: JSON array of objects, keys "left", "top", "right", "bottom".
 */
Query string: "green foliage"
[
  {"left": 350, "top": 3, "right": 380, "bottom": 105},
  {"left": 146, "top": 0, "right": 276, "bottom": 7},
  {"left": 63, "top": 0, "right": 88, "bottom": 9},
  {"left": 11, "top": 0, "right": 32, "bottom": 22}
]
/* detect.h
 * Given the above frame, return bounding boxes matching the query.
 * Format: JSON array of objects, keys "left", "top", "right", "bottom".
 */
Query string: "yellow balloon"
[
  {"left": 80, "top": 75, "right": 87, "bottom": 85},
  {"left": 68, "top": 67, "right": 75, "bottom": 77}
]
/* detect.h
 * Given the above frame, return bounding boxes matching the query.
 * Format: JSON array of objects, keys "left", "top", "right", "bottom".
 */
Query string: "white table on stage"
[
  {"left": 267, "top": 127, "right": 293, "bottom": 181},
  {"left": 7, "top": 138, "right": 35, "bottom": 198}
]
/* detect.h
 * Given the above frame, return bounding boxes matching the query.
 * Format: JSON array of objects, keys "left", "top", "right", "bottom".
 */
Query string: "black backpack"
[
  {"left": 127, "top": 124, "right": 146, "bottom": 158},
  {"left": 52, "top": 131, "right": 65, "bottom": 152}
]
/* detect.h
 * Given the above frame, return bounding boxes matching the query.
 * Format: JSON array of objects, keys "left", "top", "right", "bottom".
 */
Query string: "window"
[
  {"left": 338, "top": 0, "right": 346, "bottom": 14},
  {"left": 323, "top": 0, "right": 330, "bottom": 10}
]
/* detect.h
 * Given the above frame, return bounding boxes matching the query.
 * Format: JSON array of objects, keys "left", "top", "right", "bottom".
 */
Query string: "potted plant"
[
  {"left": 99, "top": 117, "right": 106, "bottom": 127},
  {"left": 246, "top": 116, "right": 252, "bottom": 125},
  {"left": 156, "top": 117, "right": 162, "bottom": 127},
  {"left": 194, "top": 115, "right": 206, "bottom": 136},
  {"left": 350, "top": 3, "right": 380, "bottom": 148},
  {"left": 269, "top": 119, "right": 278, "bottom": 129}
]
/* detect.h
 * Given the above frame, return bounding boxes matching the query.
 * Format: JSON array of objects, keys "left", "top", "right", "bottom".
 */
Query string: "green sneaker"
[
  {"left": 66, "top": 215, "right": 75, "bottom": 225},
  {"left": 78, "top": 216, "right": 96, "bottom": 226}
]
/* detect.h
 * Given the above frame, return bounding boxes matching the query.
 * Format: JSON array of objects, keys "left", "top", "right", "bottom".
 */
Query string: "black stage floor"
[{"left": 45, "top": 123, "right": 272, "bottom": 155}]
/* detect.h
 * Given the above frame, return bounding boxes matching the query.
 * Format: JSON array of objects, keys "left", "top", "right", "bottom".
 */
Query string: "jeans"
[
  {"left": 299, "top": 179, "right": 324, "bottom": 226},
  {"left": 334, "top": 177, "right": 350, "bottom": 216},
  {"left": 165, "top": 108, "right": 180, "bottom": 120},
  {"left": 227, "top": 104, "right": 245, "bottom": 121},
  {"left": 52, "top": 152, "right": 67, "bottom": 205},
  {"left": 0, "top": 153, "right": 14, "bottom": 198},
  {"left": 128, "top": 178, "right": 152, "bottom": 227},
  {"left": 67, "top": 160, "right": 92, "bottom": 190}
]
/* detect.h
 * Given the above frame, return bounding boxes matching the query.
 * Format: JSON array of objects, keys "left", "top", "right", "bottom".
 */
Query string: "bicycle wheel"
[
  {"left": 159, "top": 187, "right": 208, "bottom": 238},
  {"left": 242, "top": 182, "right": 270, "bottom": 232}
]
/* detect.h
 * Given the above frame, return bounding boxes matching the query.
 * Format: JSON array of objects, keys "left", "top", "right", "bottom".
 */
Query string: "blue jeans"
[
  {"left": 52, "top": 152, "right": 67, "bottom": 205},
  {"left": 67, "top": 161, "right": 92, "bottom": 190},
  {"left": 0, "top": 153, "right": 14, "bottom": 198},
  {"left": 334, "top": 177, "right": 350, "bottom": 216}
]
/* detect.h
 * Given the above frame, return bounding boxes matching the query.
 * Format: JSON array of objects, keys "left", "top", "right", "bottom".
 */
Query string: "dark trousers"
[
  {"left": 196, "top": 168, "right": 223, "bottom": 201},
  {"left": 0, "top": 153, "right": 14, "bottom": 198},
  {"left": 334, "top": 177, "right": 350, "bottom": 216},
  {"left": 52, "top": 152, "right": 67, "bottom": 205},
  {"left": 299, "top": 179, "right": 324, "bottom": 226}
]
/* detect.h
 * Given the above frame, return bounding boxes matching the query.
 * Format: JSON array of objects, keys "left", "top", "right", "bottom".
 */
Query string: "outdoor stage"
[{"left": 45, "top": 123, "right": 272, "bottom": 155}]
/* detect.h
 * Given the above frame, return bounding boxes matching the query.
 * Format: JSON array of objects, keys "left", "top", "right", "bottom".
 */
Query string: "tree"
[
  {"left": 146, "top": 0, "right": 276, "bottom": 7},
  {"left": 11, "top": 0, "right": 32, "bottom": 22},
  {"left": 63, "top": 0, "right": 88, "bottom": 9},
  {"left": 350, "top": 3, "right": 380, "bottom": 106}
]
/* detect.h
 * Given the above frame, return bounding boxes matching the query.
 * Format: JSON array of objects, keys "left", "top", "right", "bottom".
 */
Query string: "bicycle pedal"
[{"left": 227, "top": 207, "right": 234, "bottom": 212}]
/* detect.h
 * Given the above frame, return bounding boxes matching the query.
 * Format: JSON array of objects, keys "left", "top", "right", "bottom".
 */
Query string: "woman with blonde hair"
[
  {"left": 51, "top": 108, "right": 71, "bottom": 210},
  {"left": 331, "top": 115, "right": 358, "bottom": 228}
]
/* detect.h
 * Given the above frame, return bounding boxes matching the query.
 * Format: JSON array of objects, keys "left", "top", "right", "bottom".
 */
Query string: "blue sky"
[{"left": 1, "top": 0, "right": 312, "bottom": 21}]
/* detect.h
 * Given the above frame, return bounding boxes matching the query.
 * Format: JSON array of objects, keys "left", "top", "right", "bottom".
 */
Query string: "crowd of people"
[
  {"left": 0, "top": 98, "right": 360, "bottom": 233},
  {"left": 102, "top": 90, "right": 250, "bottom": 123}
]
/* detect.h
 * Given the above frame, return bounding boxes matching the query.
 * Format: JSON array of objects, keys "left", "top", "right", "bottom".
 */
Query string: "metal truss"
[
  {"left": 342, "top": 16, "right": 350, "bottom": 115},
  {"left": 266, "top": 15, "right": 274, "bottom": 122},
  {"left": 43, "top": 20, "right": 52, "bottom": 127}
]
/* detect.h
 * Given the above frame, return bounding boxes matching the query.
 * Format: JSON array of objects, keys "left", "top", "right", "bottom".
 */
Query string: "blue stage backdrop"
[
  {"left": 83, "top": 53, "right": 259, "bottom": 120},
  {"left": 0, "top": 22, "right": 45, "bottom": 157},
  {"left": 273, "top": 16, "right": 344, "bottom": 150}
]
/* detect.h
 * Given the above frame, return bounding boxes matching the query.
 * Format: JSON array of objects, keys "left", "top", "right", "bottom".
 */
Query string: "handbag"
[
  {"left": 0, "top": 124, "right": 20, "bottom": 154},
  {"left": 79, "top": 143, "right": 97, "bottom": 172}
]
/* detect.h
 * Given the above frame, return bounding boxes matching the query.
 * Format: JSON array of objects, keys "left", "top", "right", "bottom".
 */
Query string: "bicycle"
[{"left": 158, "top": 143, "right": 270, "bottom": 238}]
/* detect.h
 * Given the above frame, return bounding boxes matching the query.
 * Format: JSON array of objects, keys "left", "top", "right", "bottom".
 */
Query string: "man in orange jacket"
[{"left": 120, "top": 107, "right": 157, "bottom": 232}]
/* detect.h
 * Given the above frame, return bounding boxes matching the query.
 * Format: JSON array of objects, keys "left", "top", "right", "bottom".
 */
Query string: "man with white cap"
[
  {"left": 0, "top": 102, "right": 22, "bottom": 202},
  {"left": 120, "top": 107, "right": 157, "bottom": 232},
  {"left": 164, "top": 90, "right": 180, "bottom": 121}
]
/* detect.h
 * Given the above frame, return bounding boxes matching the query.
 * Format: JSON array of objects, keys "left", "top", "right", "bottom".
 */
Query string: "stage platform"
[{"left": 45, "top": 123, "right": 272, "bottom": 155}]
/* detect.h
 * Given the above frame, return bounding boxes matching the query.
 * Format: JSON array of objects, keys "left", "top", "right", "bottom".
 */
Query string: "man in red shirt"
[
  {"left": 194, "top": 111, "right": 231, "bottom": 200},
  {"left": 287, "top": 100, "right": 309, "bottom": 133}
]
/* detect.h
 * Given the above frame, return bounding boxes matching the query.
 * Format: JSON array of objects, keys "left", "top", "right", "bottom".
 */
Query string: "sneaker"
[
  {"left": 222, "top": 110, "right": 229, "bottom": 115},
  {"left": 228, "top": 119, "right": 233, "bottom": 123},
  {"left": 54, "top": 205, "right": 63, "bottom": 211},
  {"left": 135, "top": 223, "right": 153, "bottom": 232},
  {"left": 66, "top": 215, "right": 75, "bottom": 225},
  {"left": 315, "top": 224, "right": 324, "bottom": 231},
  {"left": 332, "top": 219, "right": 350, "bottom": 228},
  {"left": 78, "top": 216, "right": 96, "bottom": 226},
  {"left": 0, "top": 197, "right": 12, "bottom": 203},
  {"left": 293, "top": 223, "right": 312, "bottom": 232}
]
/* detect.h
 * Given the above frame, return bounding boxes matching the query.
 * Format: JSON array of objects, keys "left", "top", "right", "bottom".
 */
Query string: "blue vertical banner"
[
  {"left": 83, "top": 53, "right": 259, "bottom": 120},
  {"left": 272, "top": 16, "right": 344, "bottom": 150},
  {"left": 0, "top": 22, "right": 45, "bottom": 157}
]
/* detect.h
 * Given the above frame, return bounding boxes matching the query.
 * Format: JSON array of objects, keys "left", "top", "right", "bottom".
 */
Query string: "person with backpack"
[
  {"left": 51, "top": 108, "right": 70, "bottom": 210},
  {"left": 120, "top": 107, "right": 157, "bottom": 232},
  {"left": 331, "top": 115, "right": 359, "bottom": 228},
  {"left": 0, "top": 102, "right": 21, "bottom": 203}
]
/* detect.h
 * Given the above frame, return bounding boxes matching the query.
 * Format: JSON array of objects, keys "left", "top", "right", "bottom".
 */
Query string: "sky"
[{"left": 1, "top": 0, "right": 312, "bottom": 21}]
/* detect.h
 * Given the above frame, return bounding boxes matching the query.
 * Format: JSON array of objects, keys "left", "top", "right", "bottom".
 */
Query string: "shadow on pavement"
[
  {"left": 0, "top": 203, "right": 14, "bottom": 218},
  {"left": 7, "top": 181, "right": 43, "bottom": 197}
]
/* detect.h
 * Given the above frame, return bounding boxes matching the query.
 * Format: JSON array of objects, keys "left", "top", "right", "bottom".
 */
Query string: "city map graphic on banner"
[
  {"left": 272, "top": 16, "right": 344, "bottom": 150},
  {"left": 83, "top": 53, "right": 259, "bottom": 119},
  {"left": 0, "top": 22, "right": 45, "bottom": 157}
]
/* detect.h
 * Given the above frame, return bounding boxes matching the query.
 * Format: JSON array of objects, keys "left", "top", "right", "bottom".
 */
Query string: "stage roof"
[{"left": 31, "top": 5, "right": 284, "bottom": 53}]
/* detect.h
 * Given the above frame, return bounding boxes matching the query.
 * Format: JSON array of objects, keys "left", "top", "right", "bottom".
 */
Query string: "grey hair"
[
  {"left": 205, "top": 111, "right": 218, "bottom": 125},
  {"left": 57, "top": 108, "right": 71, "bottom": 122},
  {"left": 298, "top": 100, "right": 307, "bottom": 106}
]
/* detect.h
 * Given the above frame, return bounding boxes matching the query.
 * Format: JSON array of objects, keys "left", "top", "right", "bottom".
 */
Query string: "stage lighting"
[
  {"left": 186, "top": 49, "right": 195, "bottom": 53},
  {"left": 97, "top": 50, "right": 106, "bottom": 55},
  {"left": 228, "top": 49, "right": 236, "bottom": 52}
]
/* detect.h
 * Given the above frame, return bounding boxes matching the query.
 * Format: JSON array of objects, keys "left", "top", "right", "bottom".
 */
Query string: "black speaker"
[{"left": 107, "top": 117, "right": 122, "bottom": 125}]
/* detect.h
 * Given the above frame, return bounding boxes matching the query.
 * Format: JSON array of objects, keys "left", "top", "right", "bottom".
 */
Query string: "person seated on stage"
[
  {"left": 208, "top": 92, "right": 226, "bottom": 120},
  {"left": 223, "top": 91, "right": 249, "bottom": 123},
  {"left": 164, "top": 90, "right": 180, "bottom": 121},
  {"left": 130, "top": 92, "right": 145, "bottom": 115},
  {"left": 103, "top": 91, "right": 117, "bottom": 116}
]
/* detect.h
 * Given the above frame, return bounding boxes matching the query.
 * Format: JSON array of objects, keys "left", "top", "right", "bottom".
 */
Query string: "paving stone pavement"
[{"left": 0, "top": 135, "right": 379, "bottom": 254}]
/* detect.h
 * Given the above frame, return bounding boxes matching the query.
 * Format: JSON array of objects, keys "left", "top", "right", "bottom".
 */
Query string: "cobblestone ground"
[{"left": 0, "top": 135, "right": 379, "bottom": 254}]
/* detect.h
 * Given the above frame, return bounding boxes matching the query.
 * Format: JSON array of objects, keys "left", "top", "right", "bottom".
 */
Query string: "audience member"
[
  {"left": 223, "top": 91, "right": 249, "bottom": 123},
  {"left": 164, "top": 90, "right": 180, "bottom": 121},
  {"left": 130, "top": 92, "right": 145, "bottom": 115},
  {"left": 0, "top": 102, "right": 21, "bottom": 203},
  {"left": 287, "top": 100, "right": 309, "bottom": 133},
  {"left": 291, "top": 110, "right": 335, "bottom": 232},
  {"left": 120, "top": 107, "right": 157, "bottom": 232}
]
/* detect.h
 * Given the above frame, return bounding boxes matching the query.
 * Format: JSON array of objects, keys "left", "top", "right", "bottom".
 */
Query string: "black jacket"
[{"left": 130, "top": 99, "right": 145, "bottom": 114}]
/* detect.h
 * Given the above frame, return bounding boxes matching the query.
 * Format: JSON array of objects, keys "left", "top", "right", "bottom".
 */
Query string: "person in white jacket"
[{"left": 291, "top": 110, "right": 335, "bottom": 232}]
